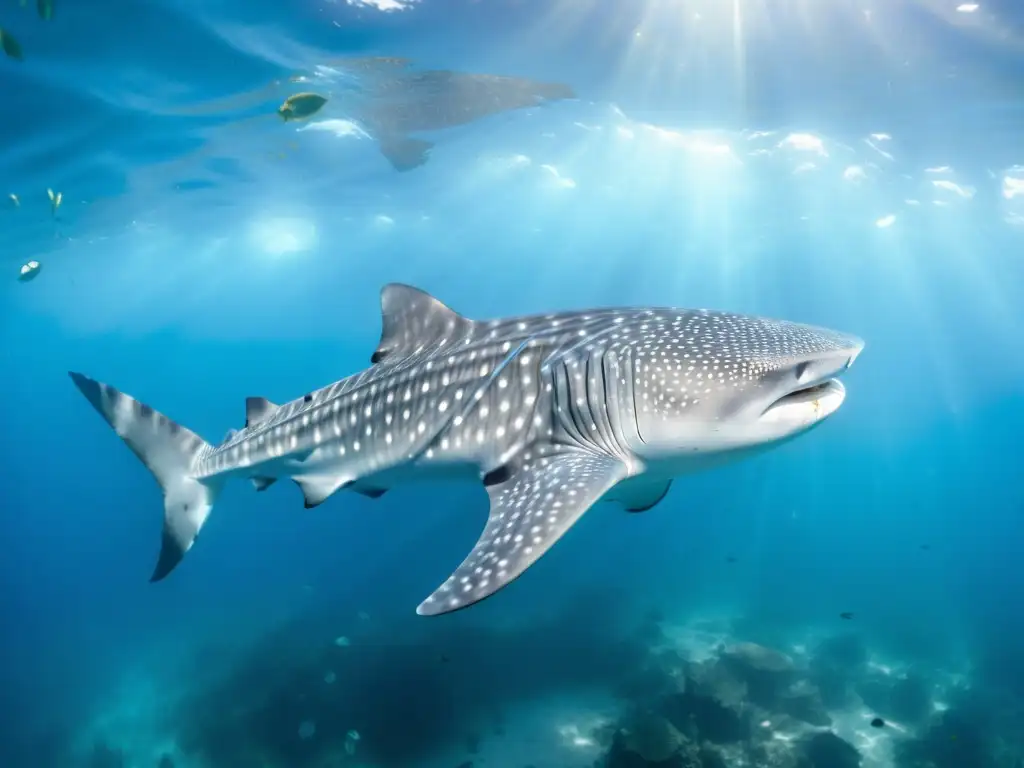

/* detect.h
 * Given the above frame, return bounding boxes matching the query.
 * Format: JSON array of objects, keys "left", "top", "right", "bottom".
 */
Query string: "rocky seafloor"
[
  {"left": 594, "top": 614, "right": 1024, "bottom": 768},
  {"left": 68, "top": 608, "right": 1024, "bottom": 768}
]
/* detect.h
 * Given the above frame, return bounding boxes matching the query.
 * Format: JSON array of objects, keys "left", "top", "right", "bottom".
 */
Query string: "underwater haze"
[{"left": 3, "top": 0, "right": 1024, "bottom": 767}]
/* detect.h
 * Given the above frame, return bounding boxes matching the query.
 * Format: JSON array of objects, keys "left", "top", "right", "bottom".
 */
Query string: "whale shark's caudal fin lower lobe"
[
  {"left": 378, "top": 135, "right": 434, "bottom": 172},
  {"left": 68, "top": 372, "right": 221, "bottom": 582}
]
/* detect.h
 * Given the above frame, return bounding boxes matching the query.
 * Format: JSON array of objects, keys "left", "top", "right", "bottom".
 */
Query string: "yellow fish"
[
  {"left": 0, "top": 27, "right": 24, "bottom": 60},
  {"left": 47, "top": 188, "right": 62, "bottom": 216},
  {"left": 277, "top": 92, "right": 328, "bottom": 122}
]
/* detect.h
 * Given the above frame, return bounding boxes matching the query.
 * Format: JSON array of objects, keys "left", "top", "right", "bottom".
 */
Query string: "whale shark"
[
  {"left": 355, "top": 69, "right": 576, "bottom": 171},
  {"left": 69, "top": 284, "right": 863, "bottom": 616}
]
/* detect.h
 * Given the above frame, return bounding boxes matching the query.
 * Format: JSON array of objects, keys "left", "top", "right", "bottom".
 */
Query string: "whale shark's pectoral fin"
[
  {"left": 378, "top": 133, "right": 434, "bottom": 172},
  {"left": 614, "top": 478, "right": 673, "bottom": 513},
  {"left": 416, "top": 447, "right": 629, "bottom": 616}
]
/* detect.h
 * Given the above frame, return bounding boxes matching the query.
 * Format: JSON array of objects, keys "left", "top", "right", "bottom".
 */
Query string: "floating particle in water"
[
  {"left": 0, "top": 27, "right": 23, "bottom": 60},
  {"left": 278, "top": 92, "right": 328, "bottom": 122},
  {"left": 357, "top": 610, "right": 370, "bottom": 621},
  {"left": 324, "top": 671, "right": 336, "bottom": 684},
  {"left": 18, "top": 260, "right": 41, "bottom": 282},
  {"left": 9, "top": 193, "right": 19, "bottom": 207},
  {"left": 334, "top": 635, "right": 350, "bottom": 647},
  {"left": 870, "top": 717, "right": 886, "bottom": 728},
  {"left": 298, "top": 720, "right": 316, "bottom": 740},
  {"left": 47, "top": 188, "right": 62, "bottom": 216}
]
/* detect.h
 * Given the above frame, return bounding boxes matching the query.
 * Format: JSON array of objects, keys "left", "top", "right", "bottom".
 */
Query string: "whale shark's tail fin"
[
  {"left": 69, "top": 372, "right": 221, "bottom": 581},
  {"left": 379, "top": 134, "right": 433, "bottom": 172}
]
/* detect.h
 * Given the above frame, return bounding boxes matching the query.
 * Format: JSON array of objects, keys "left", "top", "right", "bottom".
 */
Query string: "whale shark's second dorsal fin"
[
  {"left": 246, "top": 397, "right": 279, "bottom": 428},
  {"left": 371, "top": 283, "right": 475, "bottom": 365}
]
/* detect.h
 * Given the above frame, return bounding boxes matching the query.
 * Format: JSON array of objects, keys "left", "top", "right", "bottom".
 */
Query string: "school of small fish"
[{"left": 3, "top": 0, "right": 327, "bottom": 285}]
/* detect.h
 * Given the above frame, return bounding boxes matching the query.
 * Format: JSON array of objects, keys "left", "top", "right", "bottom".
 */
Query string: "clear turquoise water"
[{"left": 4, "top": 1, "right": 1024, "bottom": 767}]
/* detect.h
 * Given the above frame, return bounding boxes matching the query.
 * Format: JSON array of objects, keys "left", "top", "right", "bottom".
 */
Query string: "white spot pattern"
[
  {"left": 72, "top": 286, "right": 862, "bottom": 610},
  {"left": 416, "top": 447, "right": 627, "bottom": 616}
]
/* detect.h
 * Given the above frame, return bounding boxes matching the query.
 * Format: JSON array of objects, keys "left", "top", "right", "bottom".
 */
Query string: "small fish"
[
  {"left": 47, "top": 188, "right": 62, "bottom": 216},
  {"left": 344, "top": 730, "right": 360, "bottom": 755},
  {"left": 0, "top": 27, "right": 24, "bottom": 60},
  {"left": 37, "top": 0, "right": 55, "bottom": 21},
  {"left": 840, "top": 612, "right": 854, "bottom": 620},
  {"left": 920, "top": 544, "right": 930, "bottom": 550},
  {"left": 439, "top": 653, "right": 450, "bottom": 663},
  {"left": 870, "top": 717, "right": 886, "bottom": 728},
  {"left": 9, "top": 193, "right": 19, "bottom": 207},
  {"left": 277, "top": 92, "right": 328, "bottom": 122},
  {"left": 18, "top": 260, "right": 41, "bottom": 282},
  {"left": 726, "top": 555, "right": 738, "bottom": 564}
]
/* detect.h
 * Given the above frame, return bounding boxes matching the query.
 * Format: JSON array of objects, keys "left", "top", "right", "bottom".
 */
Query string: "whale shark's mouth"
[{"left": 762, "top": 378, "right": 846, "bottom": 421}]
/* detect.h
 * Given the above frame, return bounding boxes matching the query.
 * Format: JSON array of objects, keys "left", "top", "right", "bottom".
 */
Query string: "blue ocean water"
[{"left": 4, "top": 0, "right": 1024, "bottom": 766}]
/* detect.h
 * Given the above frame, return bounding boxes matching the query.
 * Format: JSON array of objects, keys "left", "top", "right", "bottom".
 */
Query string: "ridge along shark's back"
[{"left": 69, "top": 283, "right": 864, "bottom": 617}]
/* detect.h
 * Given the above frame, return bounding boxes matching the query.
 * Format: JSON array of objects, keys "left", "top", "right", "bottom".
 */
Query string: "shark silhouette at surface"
[{"left": 334, "top": 60, "right": 576, "bottom": 171}]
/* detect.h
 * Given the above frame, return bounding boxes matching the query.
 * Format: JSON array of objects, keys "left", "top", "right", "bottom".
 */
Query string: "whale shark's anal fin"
[
  {"left": 416, "top": 447, "right": 628, "bottom": 616},
  {"left": 378, "top": 134, "right": 433, "bottom": 172}
]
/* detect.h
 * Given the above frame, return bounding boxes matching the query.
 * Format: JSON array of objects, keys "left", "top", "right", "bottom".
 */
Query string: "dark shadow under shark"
[{"left": 349, "top": 66, "right": 576, "bottom": 171}]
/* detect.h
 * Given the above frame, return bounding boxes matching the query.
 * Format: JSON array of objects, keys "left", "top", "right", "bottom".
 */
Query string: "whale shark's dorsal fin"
[
  {"left": 371, "top": 283, "right": 475, "bottom": 365},
  {"left": 245, "top": 397, "right": 279, "bottom": 428}
]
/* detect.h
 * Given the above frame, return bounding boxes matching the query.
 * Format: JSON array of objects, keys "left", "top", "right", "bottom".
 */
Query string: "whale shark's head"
[{"left": 623, "top": 310, "right": 864, "bottom": 461}]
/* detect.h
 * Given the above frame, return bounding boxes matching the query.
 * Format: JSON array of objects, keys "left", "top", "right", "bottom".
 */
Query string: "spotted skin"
[
  {"left": 69, "top": 284, "right": 864, "bottom": 615},
  {"left": 418, "top": 446, "right": 627, "bottom": 616}
]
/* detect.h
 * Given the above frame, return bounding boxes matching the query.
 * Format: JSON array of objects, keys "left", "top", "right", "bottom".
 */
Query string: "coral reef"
[
  {"left": 597, "top": 625, "right": 863, "bottom": 768},
  {"left": 62, "top": 603, "right": 1024, "bottom": 768}
]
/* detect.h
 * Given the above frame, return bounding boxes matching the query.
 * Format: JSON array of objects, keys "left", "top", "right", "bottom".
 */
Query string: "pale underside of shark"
[
  {"left": 354, "top": 70, "right": 576, "bottom": 172},
  {"left": 70, "top": 284, "right": 863, "bottom": 616}
]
